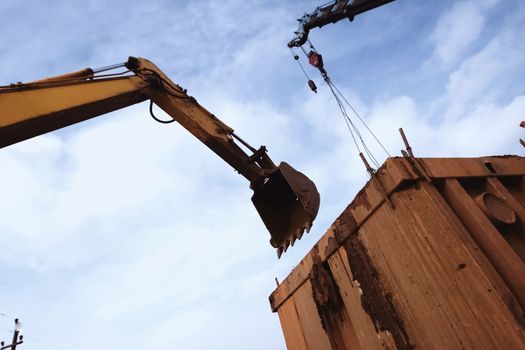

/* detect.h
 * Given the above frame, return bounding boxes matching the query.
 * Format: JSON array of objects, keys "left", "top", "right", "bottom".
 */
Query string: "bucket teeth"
[
  {"left": 297, "top": 229, "right": 304, "bottom": 240},
  {"left": 251, "top": 161, "right": 320, "bottom": 259},
  {"left": 277, "top": 224, "right": 312, "bottom": 259},
  {"left": 304, "top": 220, "right": 312, "bottom": 233}
]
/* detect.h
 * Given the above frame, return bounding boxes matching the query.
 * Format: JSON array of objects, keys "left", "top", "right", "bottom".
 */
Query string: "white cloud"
[
  {"left": 444, "top": 22, "right": 525, "bottom": 119},
  {"left": 365, "top": 95, "right": 524, "bottom": 158},
  {"left": 430, "top": 0, "right": 499, "bottom": 65}
]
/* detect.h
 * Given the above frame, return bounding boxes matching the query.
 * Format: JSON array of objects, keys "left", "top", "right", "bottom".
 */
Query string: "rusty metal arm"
[{"left": 288, "top": 0, "right": 396, "bottom": 48}]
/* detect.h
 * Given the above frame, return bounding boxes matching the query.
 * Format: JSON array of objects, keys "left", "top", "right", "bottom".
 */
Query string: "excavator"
[{"left": 0, "top": 56, "right": 320, "bottom": 257}]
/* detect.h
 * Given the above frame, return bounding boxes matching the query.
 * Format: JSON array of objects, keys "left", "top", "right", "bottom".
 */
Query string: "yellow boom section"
[{"left": 0, "top": 75, "right": 147, "bottom": 148}]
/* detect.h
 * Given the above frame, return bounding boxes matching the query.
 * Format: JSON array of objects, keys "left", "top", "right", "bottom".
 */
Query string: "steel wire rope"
[
  {"left": 303, "top": 39, "right": 390, "bottom": 168},
  {"left": 326, "top": 79, "right": 362, "bottom": 154},
  {"left": 307, "top": 38, "right": 390, "bottom": 159},
  {"left": 293, "top": 46, "right": 364, "bottom": 158},
  {"left": 325, "top": 78, "right": 382, "bottom": 168},
  {"left": 327, "top": 78, "right": 381, "bottom": 167},
  {"left": 315, "top": 60, "right": 381, "bottom": 168},
  {"left": 289, "top": 47, "right": 312, "bottom": 81},
  {"left": 329, "top": 80, "right": 391, "bottom": 158},
  {"left": 292, "top": 45, "right": 364, "bottom": 155}
]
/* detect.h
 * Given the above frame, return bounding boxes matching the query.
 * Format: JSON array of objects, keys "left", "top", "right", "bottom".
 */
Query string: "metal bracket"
[{"left": 399, "top": 128, "right": 432, "bottom": 183}]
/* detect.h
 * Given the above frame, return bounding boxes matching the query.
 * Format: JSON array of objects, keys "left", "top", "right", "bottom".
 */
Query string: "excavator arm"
[
  {"left": 0, "top": 57, "right": 320, "bottom": 256},
  {"left": 288, "top": 0, "right": 396, "bottom": 48}
]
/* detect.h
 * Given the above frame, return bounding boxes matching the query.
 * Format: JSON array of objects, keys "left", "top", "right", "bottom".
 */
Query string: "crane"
[
  {"left": 0, "top": 56, "right": 320, "bottom": 257},
  {"left": 288, "top": 0, "right": 396, "bottom": 48}
]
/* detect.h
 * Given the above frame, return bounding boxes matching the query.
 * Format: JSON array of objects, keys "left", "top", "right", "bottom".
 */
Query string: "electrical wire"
[
  {"left": 0, "top": 326, "right": 13, "bottom": 334},
  {"left": 20, "top": 334, "right": 73, "bottom": 350},
  {"left": 0, "top": 313, "right": 84, "bottom": 350},
  {"left": 21, "top": 323, "right": 84, "bottom": 349}
]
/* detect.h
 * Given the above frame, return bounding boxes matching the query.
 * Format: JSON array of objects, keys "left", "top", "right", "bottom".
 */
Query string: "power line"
[
  {"left": 21, "top": 334, "right": 71, "bottom": 350},
  {"left": 0, "top": 313, "right": 84, "bottom": 350}
]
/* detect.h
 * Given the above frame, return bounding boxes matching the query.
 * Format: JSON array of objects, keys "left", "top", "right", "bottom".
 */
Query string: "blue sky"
[{"left": 0, "top": 0, "right": 524, "bottom": 349}]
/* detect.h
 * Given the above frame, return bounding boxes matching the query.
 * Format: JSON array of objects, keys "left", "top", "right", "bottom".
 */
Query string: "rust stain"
[
  {"left": 324, "top": 237, "right": 339, "bottom": 259},
  {"left": 350, "top": 187, "right": 373, "bottom": 211},
  {"left": 309, "top": 251, "right": 349, "bottom": 349},
  {"left": 343, "top": 233, "right": 413, "bottom": 350},
  {"left": 310, "top": 255, "right": 344, "bottom": 330}
]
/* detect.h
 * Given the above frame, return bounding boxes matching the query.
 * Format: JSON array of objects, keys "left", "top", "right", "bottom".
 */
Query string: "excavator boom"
[{"left": 0, "top": 57, "right": 320, "bottom": 256}]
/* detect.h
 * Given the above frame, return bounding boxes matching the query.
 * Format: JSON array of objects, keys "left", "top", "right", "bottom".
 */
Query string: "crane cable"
[
  {"left": 293, "top": 39, "right": 391, "bottom": 170},
  {"left": 289, "top": 48, "right": 311, "bottom": 81},
  {"left": 291, "top": 46, "right": 367, "bottom": 162},
  {"left": 325, "top": 73, "right": 384, "bottom": 168},
  {"left": 289, "top": 47, "right": 319, "bottom": 93}
]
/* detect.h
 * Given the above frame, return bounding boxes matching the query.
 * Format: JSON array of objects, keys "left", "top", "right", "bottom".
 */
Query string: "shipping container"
[{"left": 270, "top": 156, "right": 525, "bottom": 350}]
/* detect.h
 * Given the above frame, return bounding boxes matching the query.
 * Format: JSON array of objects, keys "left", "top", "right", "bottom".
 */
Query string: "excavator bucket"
[{"left": 252, "top": 162, "right": 320, "bottom": 258}]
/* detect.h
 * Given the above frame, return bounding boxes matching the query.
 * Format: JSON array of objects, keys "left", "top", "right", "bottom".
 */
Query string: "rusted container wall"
[{"left": 270, "top": 156, "right": 525, "bottom": 350}]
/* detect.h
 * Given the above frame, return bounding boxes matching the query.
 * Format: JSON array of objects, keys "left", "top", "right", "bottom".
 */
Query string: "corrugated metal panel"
[{"left": 270, "top": 156, "right": 525, "bottom": 350}]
